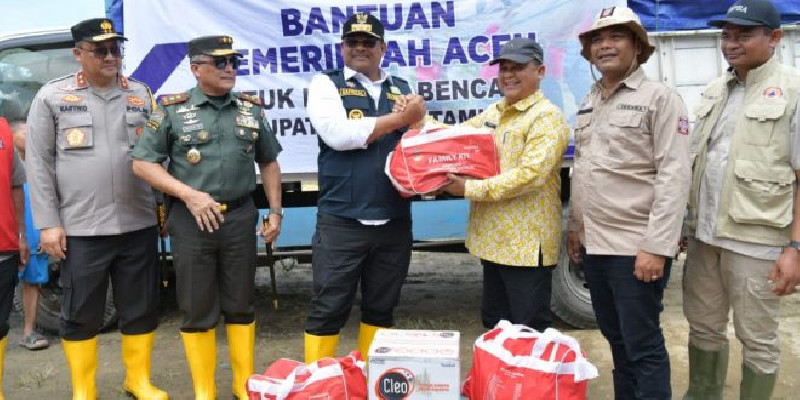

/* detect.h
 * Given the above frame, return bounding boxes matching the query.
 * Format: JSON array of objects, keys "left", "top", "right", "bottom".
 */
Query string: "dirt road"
[{"left": 4, "top": 252, "right": 800, "bottom": 399}]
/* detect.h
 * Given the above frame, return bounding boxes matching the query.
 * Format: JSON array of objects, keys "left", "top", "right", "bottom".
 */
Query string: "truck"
[{"left": 4, "top": 0, "right": 800, "bottom": 334}]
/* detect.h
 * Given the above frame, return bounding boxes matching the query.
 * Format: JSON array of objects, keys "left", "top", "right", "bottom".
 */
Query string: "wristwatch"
[
  {"left": 789, "top": 241, "right": 800, "bottom": 250},
  {"left": 269, "top": 208, "right": 283, "bottom": 217}
]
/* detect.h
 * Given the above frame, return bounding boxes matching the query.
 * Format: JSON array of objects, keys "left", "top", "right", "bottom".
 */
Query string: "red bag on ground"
[
  {"left": 462, "top": 320, "right": 598, "bottom": 400},
  {"left": 247, "top": 351, "right": 368, "bottom": 399},
  {"left": 386, "top": 126, "right": 500, "bottom": 197}
]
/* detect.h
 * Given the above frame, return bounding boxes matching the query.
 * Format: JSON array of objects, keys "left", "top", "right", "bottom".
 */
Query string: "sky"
[{"left": 0, "top": 0, "right": 105, "bottom": 36}]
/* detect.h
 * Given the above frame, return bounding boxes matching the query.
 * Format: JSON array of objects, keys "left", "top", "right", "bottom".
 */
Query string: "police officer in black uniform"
[
  {"left": 132, "top": 36, "right": 282, "bottom": 400},
  {"left": 304, "top": 13, "right": 426, "bottom": 362}
]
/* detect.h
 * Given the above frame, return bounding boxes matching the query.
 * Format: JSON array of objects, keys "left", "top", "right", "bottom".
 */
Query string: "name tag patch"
[{"left": 616, "top": 104, "right": 647, "bottom": 112}]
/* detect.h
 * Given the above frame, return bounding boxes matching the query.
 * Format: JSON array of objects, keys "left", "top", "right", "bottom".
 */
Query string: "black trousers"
[
  {"left": 481, "top": 259, "right": 554, "bottom": 331},
  {"left": 582, "top": 248, "right": 672, "bottom": 400},
  {"left": 305, "top": 213, "right": 412, "bottom": 335},
  {"left": 168, "top": 199, "right": 258, "bottom": 331},
  {"left": 0, "top": 254, "right": 19, "bottom": 339},
  {"left": 60, "top": 226, "right": 160, "bottom": 340}
]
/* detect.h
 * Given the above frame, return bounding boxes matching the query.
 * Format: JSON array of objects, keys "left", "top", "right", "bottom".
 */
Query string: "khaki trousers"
[{"left": 683, "top": 238, "right": 781, "bottom": 373}]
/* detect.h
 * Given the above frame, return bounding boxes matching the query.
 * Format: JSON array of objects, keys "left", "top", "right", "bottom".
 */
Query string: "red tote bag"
[
  {"left": 462, "top": 320, "right": 598, "bottom": 400},
  {"left": 247, "top": 352, "right": 368, "bottom": 400}
]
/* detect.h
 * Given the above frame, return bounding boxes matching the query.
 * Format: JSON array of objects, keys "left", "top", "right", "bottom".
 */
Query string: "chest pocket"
[
  {"left": 573, "top": 113, "right": 592, "bottom": 159},
  {"left": 57, "top": 113, "right": 93, "bottom": 150},
  {"left": 729, "top": 159, "right": 794, "bottom": 228},
  {"left": 235, "top": 115, "right": 259, "bottom": 156},
  {"left": 607, "top": 111, "right": 651, "bottom": 165},
  {"left": 125, "top": 111, "right": 147, "bottom": 145},
  {"left": 742, "top": 99, "right": 786, "bottom": 146}
]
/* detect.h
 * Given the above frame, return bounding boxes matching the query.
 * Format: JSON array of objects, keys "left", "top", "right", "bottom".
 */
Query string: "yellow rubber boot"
[
  {"left": 1, "top": 336, "right": 6, "bottom": 400},
  {"left": 304, "top": 332, "right": 339, "bottom": 363},
  {"left": 226, "top": 323, "right": 255, "bottom": 400},
  {"left": 181, "top": 330, "right": 216, "bottom": 400},
  {"left": 62, "top": 337, "right": 98, "bottom": 400},
  {"left": 122, "top": 332, "right": 169, "bottom": 399},
  {"left": 357, "top": 323, "right": 383, "bottom": 362}
]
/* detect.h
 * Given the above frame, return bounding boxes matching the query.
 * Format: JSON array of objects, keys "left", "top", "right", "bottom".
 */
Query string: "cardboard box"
[{"left": 368, "top": 329, "right": 460, "bottom": 399}]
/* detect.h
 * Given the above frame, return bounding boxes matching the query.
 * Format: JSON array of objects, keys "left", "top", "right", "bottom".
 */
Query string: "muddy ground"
[{"left": 4, "top": 252, "right": 800, "bottom": 399}]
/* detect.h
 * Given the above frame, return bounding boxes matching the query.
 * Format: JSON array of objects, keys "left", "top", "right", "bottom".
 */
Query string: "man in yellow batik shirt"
[{"left": 441, "top": 37, "right": 569, "bottom": 331}]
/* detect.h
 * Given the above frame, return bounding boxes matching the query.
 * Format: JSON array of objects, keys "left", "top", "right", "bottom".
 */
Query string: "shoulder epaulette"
[
  {"left": 126, "top": 76, "right": 151, "bottom": 90},
  {"left": 237, "top": 92, "right": 262, "bottom": 107},
  {"left": 45, "top": 73, "right": 76, "bottom": 86},
  {"left": 161, "top": 93, "right": 190, "bottom": 106}
]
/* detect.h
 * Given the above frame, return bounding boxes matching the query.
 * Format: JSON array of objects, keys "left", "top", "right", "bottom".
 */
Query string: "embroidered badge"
[
  {"left": 348, "top": 109, "right": 364, "bottom": 120},
  {"left": 65, "top": 128, "right": 86, "bottom": 146},
  {"left": 600, "top": 7, "right": 616, "bottom": 18},
  {"left": 763, "top": 87, "right": 783, "bottom": 98},
  {"left": 62, "top": 94, "right": 82, "bottom": 103},
  {"left": 678, "top": 116, "right": 689, "bottom": 135},
  {"left": 183, "top": 123, "right": 203, "bottom": 133},
  {"left": 128, "top": 96, "right": 145, "bottom": 107}
]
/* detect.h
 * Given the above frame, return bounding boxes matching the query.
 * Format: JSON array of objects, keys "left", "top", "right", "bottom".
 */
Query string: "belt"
[{"left": 217, "top": 196, "right": 251, "bottom": 213}]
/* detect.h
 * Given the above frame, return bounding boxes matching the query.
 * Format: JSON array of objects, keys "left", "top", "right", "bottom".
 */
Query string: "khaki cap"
[{"left": 578, "top": 6, "right": 655, "bottom": 65}]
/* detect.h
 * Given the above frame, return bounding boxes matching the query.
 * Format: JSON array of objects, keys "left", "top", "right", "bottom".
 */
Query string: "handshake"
[{"left": 393, "top": 94, "right": 427, "bottom": 129}]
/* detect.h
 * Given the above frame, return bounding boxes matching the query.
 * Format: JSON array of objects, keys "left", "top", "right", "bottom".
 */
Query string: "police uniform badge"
[
  {"left": 65, "top": 128, "right": 86, "bottom": 147},
  {"left": 197, "top": 130, "right": 210, "bottom": 142},
  {"left": 100, "top": 19, "right": 113, "bottom": 33},
  {"left": 390, "top": 86, "right": 401, "bottom": 95},
  {"left": 62, "top": 94, "right": 82, "bottom": 103}
]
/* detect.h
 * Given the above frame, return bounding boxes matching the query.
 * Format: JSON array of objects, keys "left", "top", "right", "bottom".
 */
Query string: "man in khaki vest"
[{"left": 683, "top": 1, "right": 800, "bottom": 399}]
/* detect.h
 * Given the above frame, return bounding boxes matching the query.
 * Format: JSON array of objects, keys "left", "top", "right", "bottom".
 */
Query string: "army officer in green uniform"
[{"left": 132, "top": 36, "right": 282, "bottom": 400}]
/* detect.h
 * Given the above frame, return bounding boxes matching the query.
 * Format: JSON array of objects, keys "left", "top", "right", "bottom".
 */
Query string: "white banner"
[{"left": 123, "top": 0, "right": 622, "bottom": 174}]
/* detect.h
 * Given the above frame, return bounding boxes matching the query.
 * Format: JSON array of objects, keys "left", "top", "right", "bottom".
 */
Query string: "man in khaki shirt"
[
  {"left": 566, "top": 6, "right": 690, "bottom": 399},
  {"left": 683, "top": 1, "right": 800, "bottom": 399}
]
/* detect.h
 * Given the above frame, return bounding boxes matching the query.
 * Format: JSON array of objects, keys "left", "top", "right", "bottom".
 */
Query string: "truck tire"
[
  {"left": 13, "top": 264, "right": 118, "bottom": 334},
  {"left": 551, "top": 206, "right": 597, "bottom": 329}
]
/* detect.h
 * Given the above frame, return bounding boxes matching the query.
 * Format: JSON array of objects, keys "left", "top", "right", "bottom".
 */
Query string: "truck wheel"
[
  {"left": 13, "top": 263, "right": 118, "bottom": 334},
  {"left": 550, "top": 207, "right": 597, "bottom": 329}
]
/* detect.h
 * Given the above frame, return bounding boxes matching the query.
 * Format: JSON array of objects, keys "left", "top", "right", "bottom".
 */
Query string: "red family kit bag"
[
  {"left": 462, "top": 320, "right": 599, "bottom": 400},
  {"left": 247, "top": 352, "right": 368, "bottom": 400},
  {"left": 385, "top": 125, "right": 500, "bottom": 197}
]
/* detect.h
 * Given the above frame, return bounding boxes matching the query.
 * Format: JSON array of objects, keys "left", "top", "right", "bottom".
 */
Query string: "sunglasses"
[
  {"left": 344, "top": 37, "right": 380, "bottom": 48},
  {"left": 194, "top": 56, "right": 242, "bottom": 70},
  {"left": 79, "top": 44, "right": 122, "bottom": 59}
]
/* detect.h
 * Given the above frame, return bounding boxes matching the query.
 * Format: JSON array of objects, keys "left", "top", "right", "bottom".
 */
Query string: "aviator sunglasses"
[
  {"left": 194, "top": 55, "right": 243, "bottom": 70},
  {"left": 79, "top": 44, "right": 123, "bottom": 59},
  {"left": 344, "top": 37, "right": 380, "bottom": 48}
]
